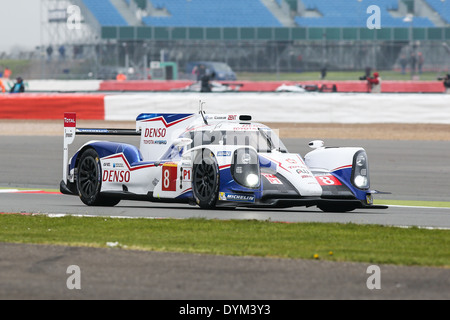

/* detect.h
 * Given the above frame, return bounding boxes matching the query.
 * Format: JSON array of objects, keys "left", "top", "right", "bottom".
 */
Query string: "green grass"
[
  {"left": 0, "top": 214, "right": 448, "bottom": 267},
  {"left": 236, "top": 71, "right": 443, "bottom": 81}
]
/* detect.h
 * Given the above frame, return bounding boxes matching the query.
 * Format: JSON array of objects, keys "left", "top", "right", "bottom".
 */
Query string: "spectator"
[
  {"left": 47, "top": 45, "right": 53, "bottom": 61},
  {"left": 417, "top": 52, "right": 424, "bottom": 74},
  {"left": 366, "top": 72, "right": 381, "bottom": 93},
  {"left": 116, "top": 72, "right": 127, "bottom": 81},
  {"left": 410, "top": 52, "right": 417, "bottom": 75},
  {"left": 196, "top": 64, "right": 206, "bottom": 81},
  {"left": 59, "top": 45, "right": 66, "bottom": 61},
  {"left": 200, "top": 71, "right": 215, "bottom": 92},
  {"left": 364, "top": 67, "right": 372, "bottom": 79},
  {"left": 3, "top": 67, "right": 11, "bottom": 79},
  {"left": 73, "top": 45, "right": 83, "bottom": 59},
  {"left": 0, "top": 78, "right": 5, "bottom": 93},
  {"left": 191, "top": 65, "right": 198, "bottom": 80},
  {"left": 320, "top": 66, "right": 327, "bottom": 80},
  {"left": 399, "top": 54, "right": 408, "bottom": 75},
  {"left": 10, "top": 77, "right": 25, "bottom": 93}
]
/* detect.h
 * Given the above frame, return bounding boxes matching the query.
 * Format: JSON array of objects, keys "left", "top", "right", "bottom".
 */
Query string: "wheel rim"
[
  {"left": 78, "top": 156, "right": 99, "bottom": 198},
  {"left": 194, "top": 160, "right": 216, "bottom": 200}
]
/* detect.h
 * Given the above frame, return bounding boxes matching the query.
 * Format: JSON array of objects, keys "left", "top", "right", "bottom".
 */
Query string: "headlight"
[
  {"left": 352, "top": 150, "right": 370, "bottom": 190},
  {"left": 246, "top": 173, "right": 259, "bottom": 187},
  {"left": 231, "top": 148, "right": 260, "bottom": 189},
  {"left": 354, "top": 175, "right": 368, "bottom": 188}
]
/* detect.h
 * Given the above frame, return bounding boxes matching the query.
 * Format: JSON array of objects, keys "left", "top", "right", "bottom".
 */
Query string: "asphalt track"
[{"left": 0, "top": 135, "right": 449, "bottom": 300}]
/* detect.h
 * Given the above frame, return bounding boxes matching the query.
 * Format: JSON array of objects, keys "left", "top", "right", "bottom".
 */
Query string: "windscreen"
[
  {"left": 209, "top": 63, "right": 232, "bottom": 73},
  {"left": 187, "top": 129, "right": 288, "bottom": 153}
]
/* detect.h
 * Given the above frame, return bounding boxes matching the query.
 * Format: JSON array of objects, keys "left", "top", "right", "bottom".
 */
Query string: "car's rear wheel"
[
  {"left": 77, "top": 149, "right": 120, "bottom": 207},
  {"left": 192, "top": 150, "right": 219, "bottom": 209}
]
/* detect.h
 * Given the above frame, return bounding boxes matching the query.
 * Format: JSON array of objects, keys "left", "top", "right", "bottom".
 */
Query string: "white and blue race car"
[{"left": 61, "top": 109, "right": 387, "bottom": 212}]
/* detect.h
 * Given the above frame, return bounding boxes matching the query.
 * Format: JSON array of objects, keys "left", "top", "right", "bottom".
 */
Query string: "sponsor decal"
[
  {"left": 228, "top": 115, "right": 237, "bottom": 120},
  {"left": 219, "top": 192, "right": 255, "bottom": 203},
  {"left": 144, "top": 128, "right": 167, "bottom": 138},
  {"left": 261, "top": 173, "right": 282, "bottom": 185},
  {"left": 285, "top": 158, "right": 297, "bottom": 164},
  {"left": 143, "top": 139, "right": 167, "bottom": 145},
  {"left": 206, "top": 115, "right": 226, "bottom": 120},
  {"left": 232, "top": 125, "right": 259, "bottom": 131},
  {"left": 296, "top": 168, "right": 311, "bottom": 175},
  {"left": 64, "top": 113, "right": 76, "bottom": 127},
  {"left": 216, "top": 151, "right": 232, "bottom": 157},
  {"left": 102, "top": 170, "right": 130, "bottom": 183}
]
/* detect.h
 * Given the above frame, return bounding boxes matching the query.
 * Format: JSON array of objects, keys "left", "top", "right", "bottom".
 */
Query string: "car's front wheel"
[
  {"left": 192, "top": 150, "right": 220, "bottom": 209},
  {"left": 77, "top": 149, "right": 120, "bottom": 207}
]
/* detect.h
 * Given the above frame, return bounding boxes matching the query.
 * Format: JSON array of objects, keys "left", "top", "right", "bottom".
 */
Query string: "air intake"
[{"left": 239, "top": 115, "right": 252, "bottom": 121}]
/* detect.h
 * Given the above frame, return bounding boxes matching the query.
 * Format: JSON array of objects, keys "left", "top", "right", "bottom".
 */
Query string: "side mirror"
[{"left": 308, "top": 140, "right": 324, "bottom": 149}]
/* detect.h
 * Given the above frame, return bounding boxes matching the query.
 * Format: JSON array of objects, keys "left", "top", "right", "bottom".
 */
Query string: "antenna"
[{"left": 199, "top": 99, "right": 208, "bottom": 125}]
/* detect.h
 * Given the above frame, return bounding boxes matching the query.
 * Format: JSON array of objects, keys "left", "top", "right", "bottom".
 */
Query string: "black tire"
[
  {"left": 77, "top": 149, "right": 120, "bottom": 207},
  {"left": 192, "top": 150, "right": 220, "bottom": 209},
  {"left": 318, "top": 203, "right": 356, "bottom": 213}
]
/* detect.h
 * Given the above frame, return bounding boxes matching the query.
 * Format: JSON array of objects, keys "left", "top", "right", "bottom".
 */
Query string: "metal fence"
[{"left": 6, "top": 39, "right": 450, "bottom": 80}]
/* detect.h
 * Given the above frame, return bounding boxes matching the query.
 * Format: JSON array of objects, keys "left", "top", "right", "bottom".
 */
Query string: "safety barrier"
[
  {"left": 0, "top": 94, "right": 105, "bottom": 120},
  {"left": 1, "top": 92, "right": 449, "bottom": 124},
  {"left": 2, "top": 79, "right": 445, "bottom": 93},
  {"left": 99, "top": 80, "right": 445, "bottom": 93}
]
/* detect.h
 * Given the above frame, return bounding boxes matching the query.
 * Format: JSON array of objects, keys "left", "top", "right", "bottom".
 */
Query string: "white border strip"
[
  {"left": 104, "top": 92, "right": 450, "bottom": 124},
  {"left": 42, "top": 213, "right": 450, "bottom": 230}
]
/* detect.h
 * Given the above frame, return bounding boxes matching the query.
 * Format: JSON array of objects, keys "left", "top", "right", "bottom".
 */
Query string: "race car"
[
  {"left": 275, "top": 83, "right": 337, "bottom": 93},
  {"left": 60, "top": 109, "right": 387, "bottom": 212}
]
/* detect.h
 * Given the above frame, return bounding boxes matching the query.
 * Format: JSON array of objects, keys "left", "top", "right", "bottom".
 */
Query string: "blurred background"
[{"left": 1, "top": 0, "right": 449, "bottom": 81}]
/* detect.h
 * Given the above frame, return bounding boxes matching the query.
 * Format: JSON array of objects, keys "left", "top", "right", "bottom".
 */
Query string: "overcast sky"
[{"left": 0, "top": 0, "right": 41, "bottom": 53}]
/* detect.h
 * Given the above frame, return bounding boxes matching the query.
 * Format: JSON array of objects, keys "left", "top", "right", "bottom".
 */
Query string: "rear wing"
[{"left": 63, "top": 112, "right": 140, "bottom": 183}]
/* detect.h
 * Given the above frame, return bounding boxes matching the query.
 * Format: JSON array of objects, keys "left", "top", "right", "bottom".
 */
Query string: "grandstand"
[
  {"left": 81, "top": 0, "right": 128, "bottom": 26},
  {"left": 295, "top": 0, "right": 435, "bottom": 27},
  {"left": 34, "top": 0, "right": 450, "bottom": 77},
  {"left": 73, "top": 0, "right": 449, "bottom": 29},
  {"left": 426, "top": 0, "right": 450, "bottom": 24},
  {"left": 142, "top": 0, "right": 283, "bottom": 27}
]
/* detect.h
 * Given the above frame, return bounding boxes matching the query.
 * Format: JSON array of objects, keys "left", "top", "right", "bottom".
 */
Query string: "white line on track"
[
  {"left": 42, "top": 213, "right": 450, "bottom": 230},
  {"left": 386, "top": 205, "right": 450, "bottom": 210}
]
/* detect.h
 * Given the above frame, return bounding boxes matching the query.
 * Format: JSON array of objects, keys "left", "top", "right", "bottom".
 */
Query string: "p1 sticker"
[
  {"left": 182, "top": 168, "right": 192, "bottom": 181},
  {"left": 262, "top": 173, "right": 282, "bottom": 185}
]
